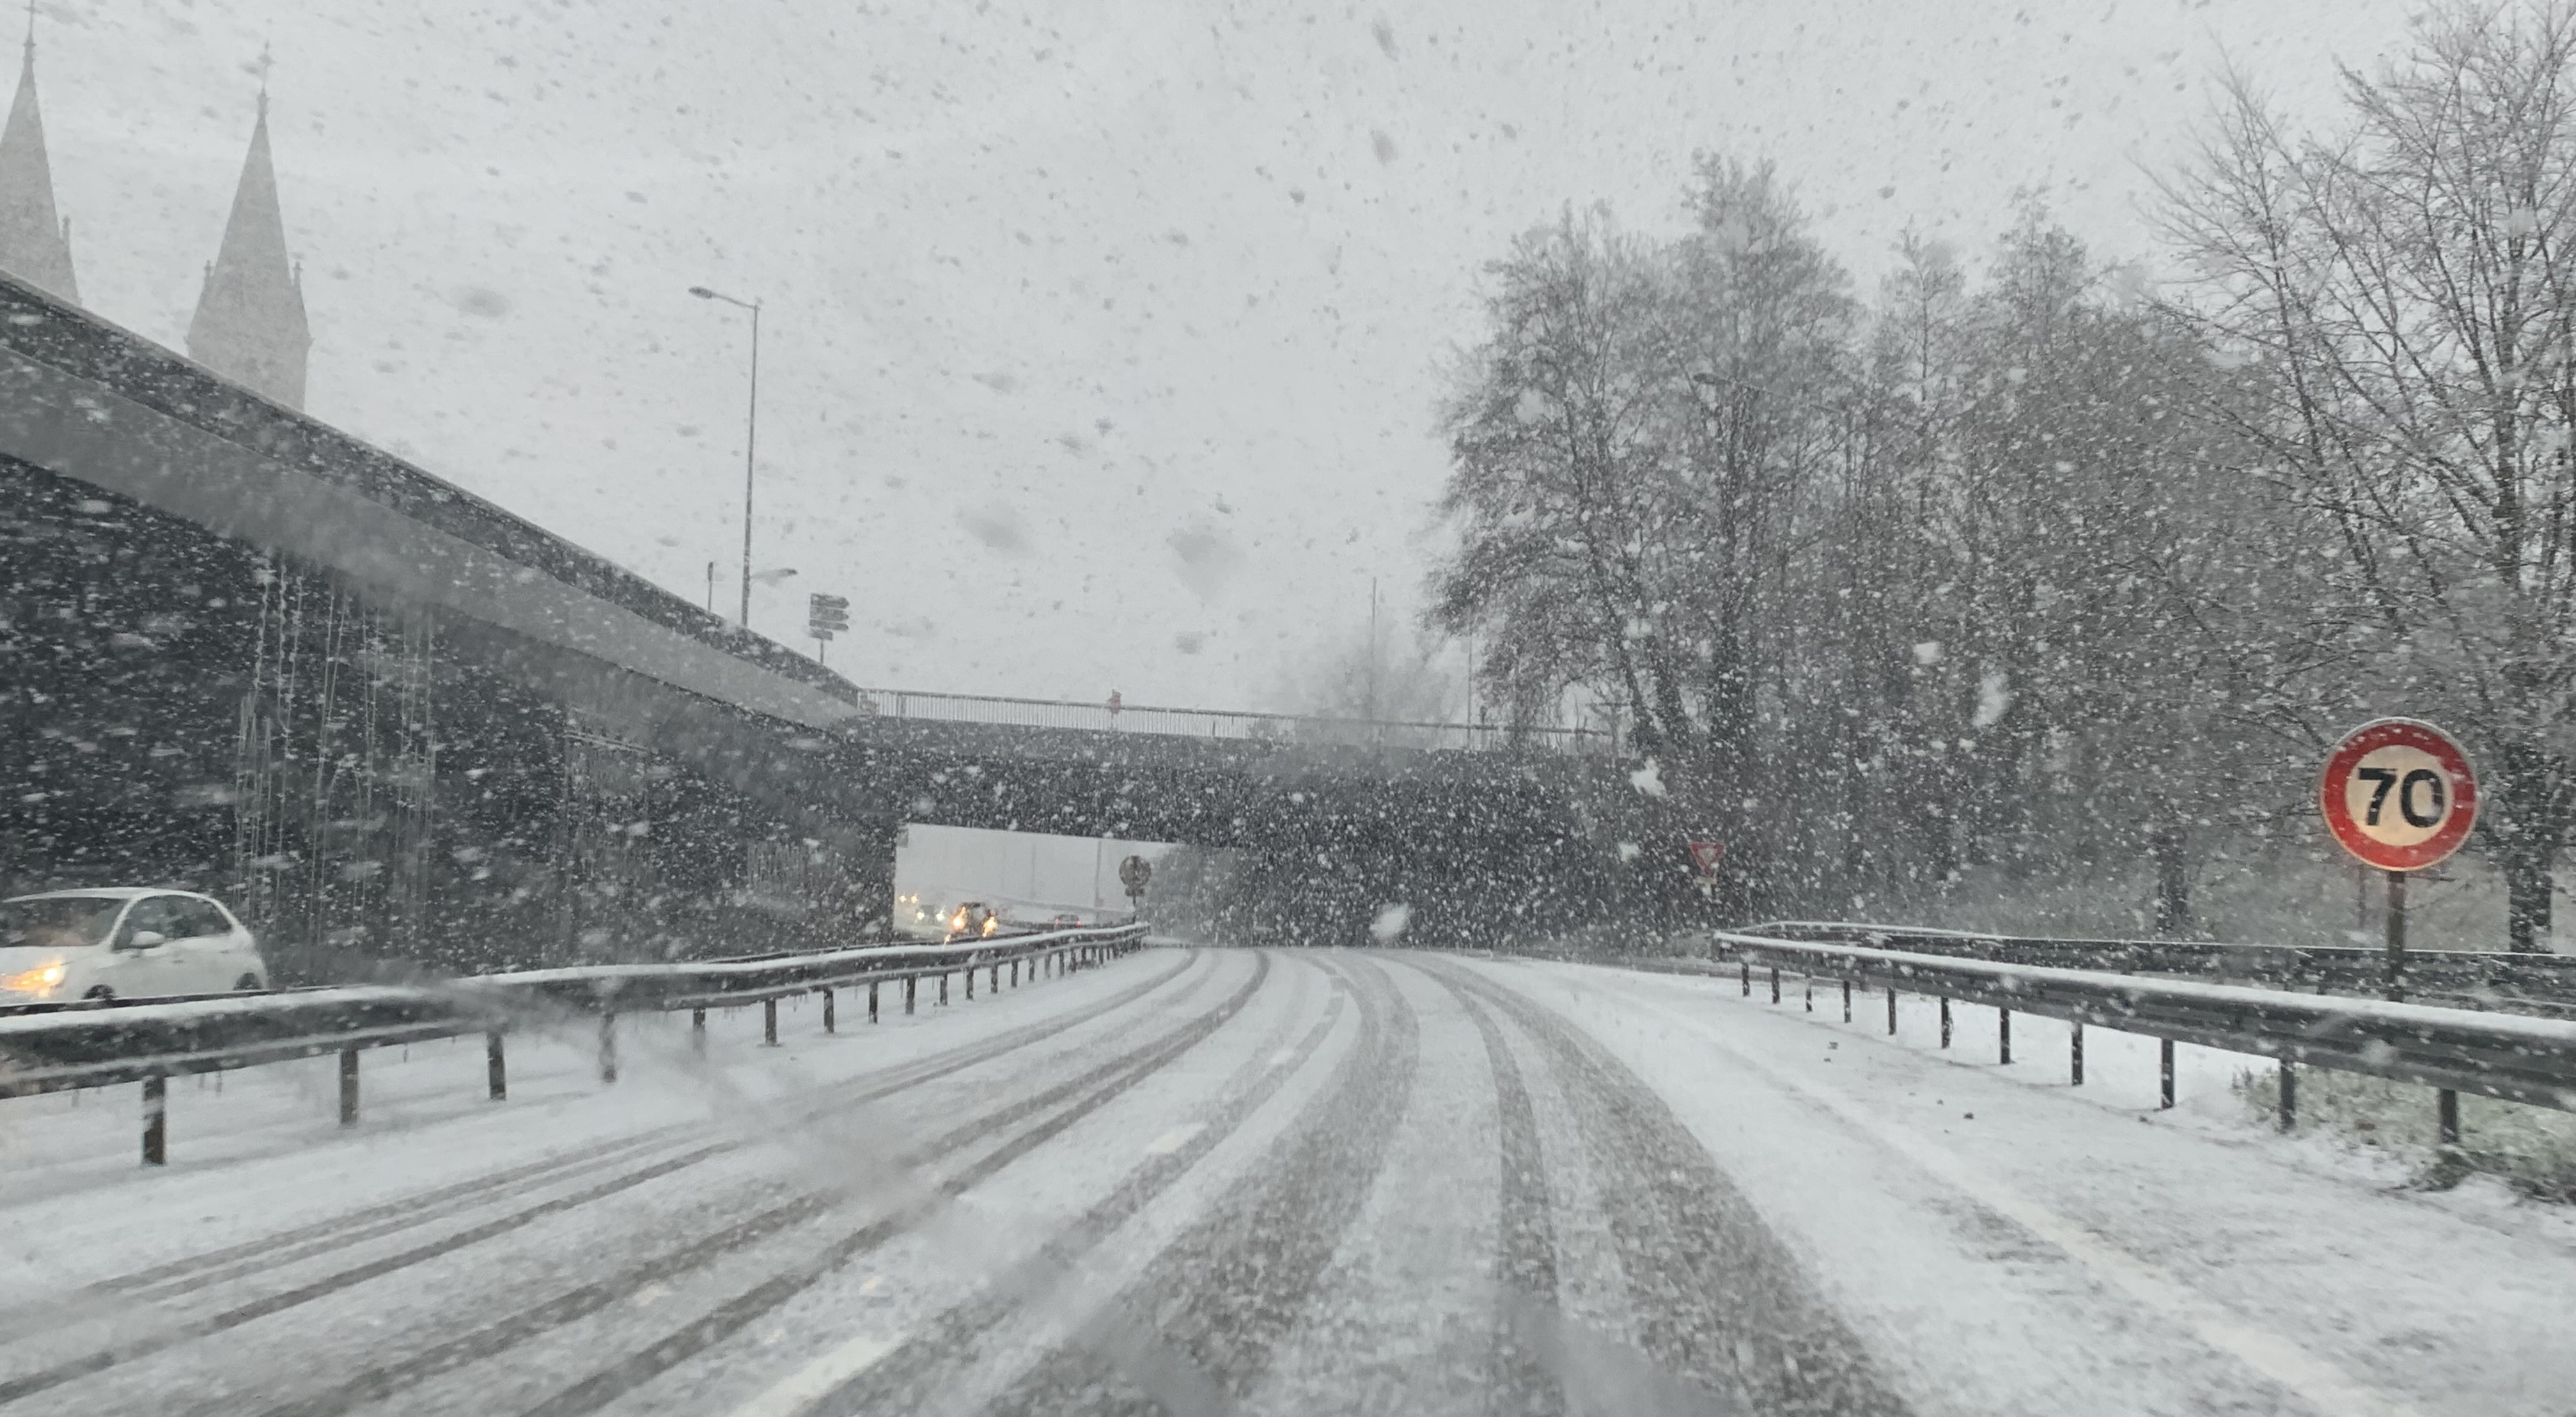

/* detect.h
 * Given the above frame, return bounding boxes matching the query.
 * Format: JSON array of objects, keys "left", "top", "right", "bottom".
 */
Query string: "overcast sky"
[{"left": 37, "top": 0, "right": 2419, "bottom": 712}]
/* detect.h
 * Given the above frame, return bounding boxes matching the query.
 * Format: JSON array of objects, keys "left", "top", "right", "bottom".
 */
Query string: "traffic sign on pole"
[
  {"left": 808, "top": 592, "right": 850, "bottom": 665},
  {"left": 2321, "top": 717, "right": 2478, "bottom": 1003},
  {"left": 1687, "top": 840, "right": 1724, "bottom": 901},
  {"left": 1118, "top": 855, "right": 1151, "bottom": 916},
  {"left": 2320, "top": 718, "right": 2478, "bottom": 872}
]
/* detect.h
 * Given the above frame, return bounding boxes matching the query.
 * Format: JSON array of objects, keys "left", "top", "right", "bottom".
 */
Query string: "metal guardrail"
[
  {"left": 1712, "top": 931, "right": 2576, "bottom": 1131},
  {"left": 832, "top": 685, "right": 1613, "bottom": 754},
  {"left": 0, "top": 924, "right": 1150, "bottom": 1165},
  {"left": 1743, "top": 920, "right": 2576, "bottom": 1019},
  {"left": 0, "top": 983, "right": 347, "bottom": 1021}
]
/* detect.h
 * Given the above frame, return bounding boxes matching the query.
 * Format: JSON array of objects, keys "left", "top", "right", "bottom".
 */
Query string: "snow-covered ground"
[
  {"left": 1492, "top": 957, "right": 2576, "bottom": 1417},
  {"left": 0, "top": 945, "right": 2566, "bottom": 1416}
]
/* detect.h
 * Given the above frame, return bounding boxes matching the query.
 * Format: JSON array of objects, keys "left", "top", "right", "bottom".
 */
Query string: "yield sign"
[{"left": 1686, "top": 841, "right": 1726, "bottom": 876}]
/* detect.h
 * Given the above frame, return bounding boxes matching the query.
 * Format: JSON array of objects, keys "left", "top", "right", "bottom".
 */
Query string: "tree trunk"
[
  {"left": 2502, "top": 821, "right": 2556, "bottom": 954},
  {"left": 2151, "top": 823, "right": 2190, "bottom": 938},
  {"left": 2495, "top": 734, "right": 2563, "bottom": 954}
]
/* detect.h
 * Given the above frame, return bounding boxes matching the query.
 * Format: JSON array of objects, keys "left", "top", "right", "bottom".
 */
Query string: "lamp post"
[{"left": 689, "top": 284, "right": 761, "bottom": 626}]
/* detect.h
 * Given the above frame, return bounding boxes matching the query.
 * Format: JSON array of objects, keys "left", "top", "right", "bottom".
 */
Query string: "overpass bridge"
[{"left": 0, "top": 275, "right": 1668, "bottom": 977}]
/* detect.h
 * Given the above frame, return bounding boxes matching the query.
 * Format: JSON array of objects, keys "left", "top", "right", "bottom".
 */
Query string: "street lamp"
[{"left": 690, "top": 284, "right": 762, "bottom": 626}]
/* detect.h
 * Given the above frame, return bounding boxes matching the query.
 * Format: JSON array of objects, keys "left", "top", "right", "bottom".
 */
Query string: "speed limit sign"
[{"left": 2320, "top": 718, "right": 2479, "bottom": 872}]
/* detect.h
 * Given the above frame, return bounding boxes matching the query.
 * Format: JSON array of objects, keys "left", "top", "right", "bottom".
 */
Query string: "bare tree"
[
  {"left": 1430, "top": 206, "right": 1689, "bottom": 752},
  {"left": 2160, "top": 0, "right": 2576, "bottom": 949}
]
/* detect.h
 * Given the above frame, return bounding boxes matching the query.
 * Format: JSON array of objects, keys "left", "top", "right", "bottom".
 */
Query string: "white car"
[{"left": 0, "top": 888, "right": 270, "bottom": 1002}]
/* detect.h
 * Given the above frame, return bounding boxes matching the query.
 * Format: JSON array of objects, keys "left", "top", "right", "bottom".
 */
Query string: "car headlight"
[{"left": 3, "top": 959, "right": 67, "bottom": 995}]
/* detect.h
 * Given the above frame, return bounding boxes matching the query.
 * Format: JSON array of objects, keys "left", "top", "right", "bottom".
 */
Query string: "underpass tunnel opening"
[{"left": 893, "top": 823, "right": 1182, "bottom": 940}]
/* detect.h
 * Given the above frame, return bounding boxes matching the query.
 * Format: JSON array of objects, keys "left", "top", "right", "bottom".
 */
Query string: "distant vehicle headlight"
[{"left": 3, "top": 959, "right": 68, "bottom": 995}]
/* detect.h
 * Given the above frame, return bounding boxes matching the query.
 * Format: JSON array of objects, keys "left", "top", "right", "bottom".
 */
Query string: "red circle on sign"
[{"left": 2319, "top": 718, "right": 2479, "bottom": 872}]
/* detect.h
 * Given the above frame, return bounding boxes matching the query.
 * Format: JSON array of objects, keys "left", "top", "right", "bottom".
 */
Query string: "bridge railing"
[{"left": 833, "top": 686, "right": 1613, "bottom": 754}]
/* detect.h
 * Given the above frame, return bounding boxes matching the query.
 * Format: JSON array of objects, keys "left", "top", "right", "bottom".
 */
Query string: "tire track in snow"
[
  {"left": 122, "top": 952, "right": 1202, "bottom": 1294},
  {"left": 974, "top": 950, "right": 1421, "bottom": 1417},
  {"left": 35, "top": 948, "right": 1211, "bottom": 1324},
  {"left": 762, "top": 950, "right": 1349, "bottom": 1417},
  {"left": 0, "top": 1141, "right": 735, "bottom": 1407},
  {"left": 1577, "top": 966, "right": 2435, "bottom": 1417},
  {"left": 0, "top": 949, "right": 1210, "bottom": 1409},
  {"left": 1426, "top": 959, "right": 1912, "bottom": 1417},
  {"left": 496, "top": 950, "right": 1276, "bottom": 1417},
  {"left": 1409, "top": 964, "right": 1565, "bottom": 1416},
  {"left": 0, "top": 1128, "right": 676, "bottom": 1345}
]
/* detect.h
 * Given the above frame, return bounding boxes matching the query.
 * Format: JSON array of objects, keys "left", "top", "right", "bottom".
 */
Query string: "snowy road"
[{"left": 1, "top": 946, "right": 2571, "bottom": 1416}]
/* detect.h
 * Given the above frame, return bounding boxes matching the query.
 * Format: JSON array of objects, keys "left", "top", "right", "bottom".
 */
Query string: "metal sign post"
[
  {"left": 2319, "top": 718, "right": 2479, "bottom": 1002},
  {"left": 807, "top": 592, "right": 849, "bottom": 666}
]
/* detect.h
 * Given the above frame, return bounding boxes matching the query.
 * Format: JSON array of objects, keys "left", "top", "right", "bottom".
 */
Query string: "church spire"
[
  {"left": 0, "top": 0, "right": 80, "bottom": 304},
  {"left": 188, "top": 51, "right": 309, "bottom": 409}
]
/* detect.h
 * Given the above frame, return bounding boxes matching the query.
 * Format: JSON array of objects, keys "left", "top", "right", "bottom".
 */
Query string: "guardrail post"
[
  {"left": 2437, "top": 1088, "right": 2461, "bottom": 1149},
  {"left": 1768, "top": 966, "right": 1780, "bottom": 1004},
  {"left": 990, "top": 963, "right": 999, "bottom": 993},
  {"left": 870, "top": 980, "right": 880, "bottom": 1023},
  {"left": 2277, "top": 1060, "right": 2295, "bottom": 1131},
  {"left": 1803, "top": 979, "right": 1813, "bottom": 1012},
  {"left": 1998, "top": 1009, "right": 2011, "bottom": 1066},
  {"left": 2158, "top": 1038, "right": 2175, "bottom": 1110},
  {"left": 599, "top": 1012, "right": 620, "bottom": 1085},
  {"left": 487, "top": 1032, "right": 508, "bottom": 1101},
  {"left": 141, "top": 1075, "right": 166, "bottom": 1166},
  {"left": 1010, "top": 958, "right": 1020, "bottom": 987},
  {"left": 1740, "top": 961, "right": 1750, "bottom": 996},
  {"left": 939, "top": 972, "right": 949, "bottom": 1005},
  {"left": 1939, "top": 996, "right": 1951, "bottom": 1049},
  {"left": 763, "top": 998, "right": 779, "bottom": 1046},
  {"left": 692, "top": 1008, "right": 707, "bottom": 1054},
  {"left": 905, "top": 976, "right": 916, "bottom": 1015},
  {"left": 966, "top": 965, "right": 976, "bottom": 1000},
  {"left": 2070, "top": 1024, "right": 2084, "bottom": 1086},
  {"left": 1886, "top": 986, "right": 1897, "bottom": 1035},
  {"left": 1841, "top": 978, "right": 1852, "bottom": 1023},
  {"left": 339, "top": 1049, "right": 360, "bottom": 1126},
  {"left": 824, "top": 988, "right": 836, "bottom": 1034}
]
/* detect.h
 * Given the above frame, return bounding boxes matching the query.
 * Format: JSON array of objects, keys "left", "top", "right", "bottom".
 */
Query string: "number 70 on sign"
[{"left": 2320, "top": 718, "right": 2478, "bottom": 872}]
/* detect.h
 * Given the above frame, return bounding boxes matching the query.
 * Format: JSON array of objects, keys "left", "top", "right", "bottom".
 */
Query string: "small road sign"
[
  {"left": 807, "top": 592, "right": 850, "bottom": 640},
  {"left": 1686, "top": 841, "right": 1725, "bottom": 876},
  {"left": 2321, "top": 718, "right": 2479, "bottom": 873},
  {"left": 1118, "top": 854, "right": 1151, "bottom": 894}
]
